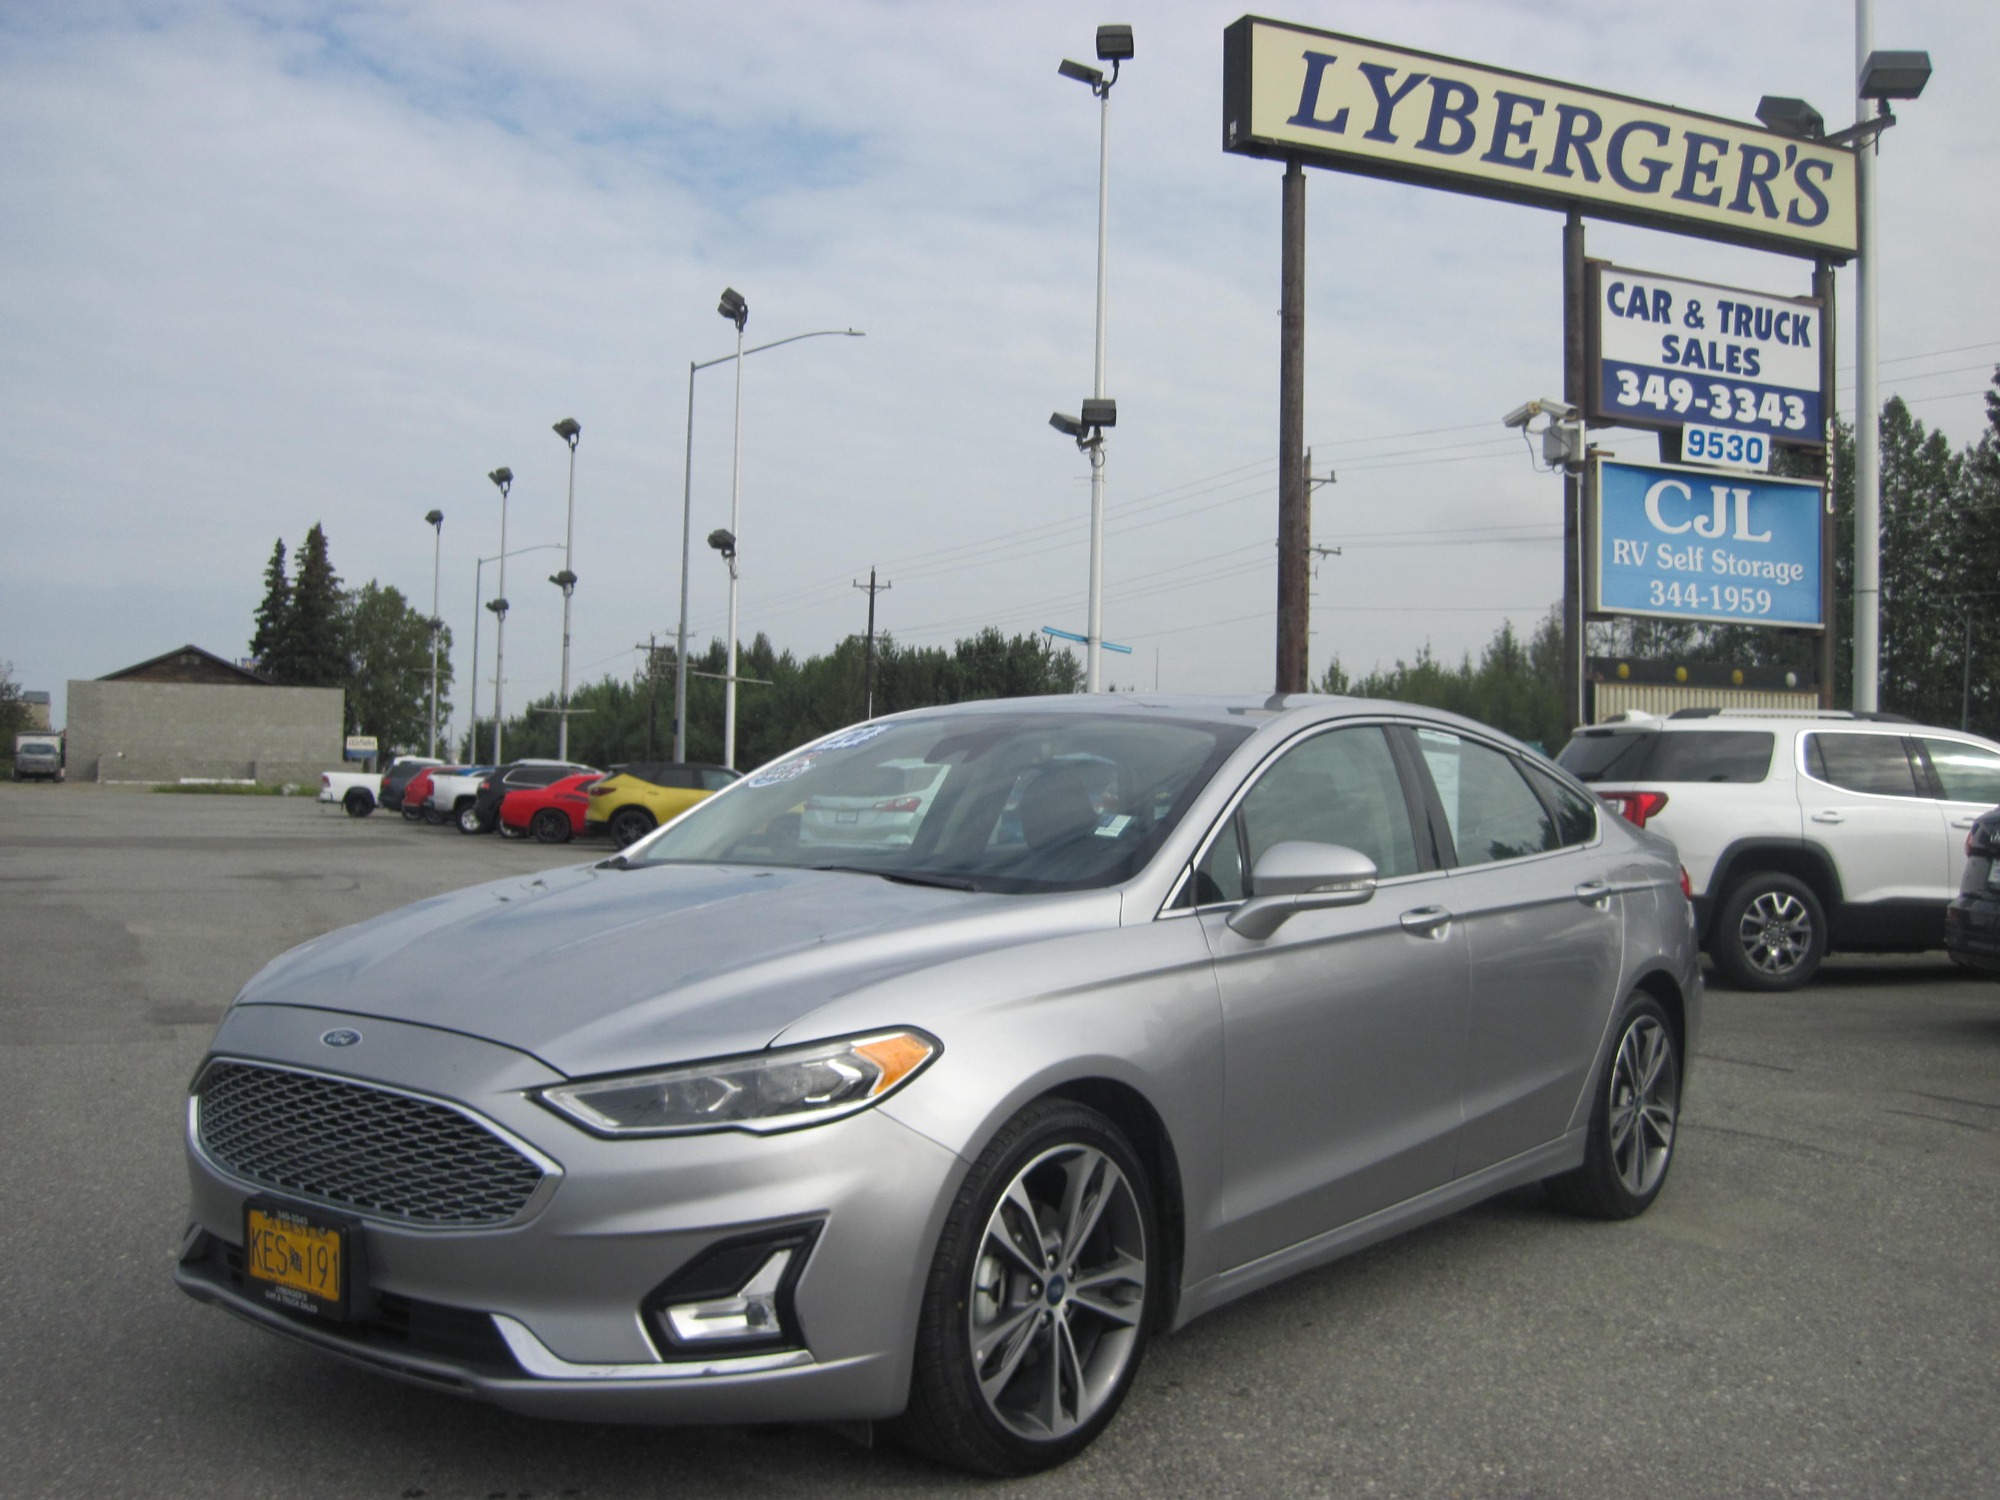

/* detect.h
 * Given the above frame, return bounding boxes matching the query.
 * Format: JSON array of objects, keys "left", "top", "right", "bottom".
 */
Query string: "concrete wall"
[{"left": 66, "top": 681, "right": 343, "bottom": 785}]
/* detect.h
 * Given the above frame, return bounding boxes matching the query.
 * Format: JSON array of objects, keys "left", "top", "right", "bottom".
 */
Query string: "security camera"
[{"left": 1502, "top": 398, "right": 1575, "bottom": 430}]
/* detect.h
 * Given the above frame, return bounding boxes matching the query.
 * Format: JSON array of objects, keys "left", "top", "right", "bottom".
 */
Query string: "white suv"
[{"left": 1557, "top": 710, "right": 2000, "bottom": 990}]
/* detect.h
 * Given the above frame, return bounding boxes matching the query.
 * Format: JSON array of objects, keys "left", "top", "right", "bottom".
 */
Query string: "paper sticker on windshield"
[
  {"left": 814, "top": 725, "right": 891, "bottom": 752},
  {"left": 1094, "top": 815, "right": 1133, "bottom": 838},
  {"left": 747, "top": 756, "right": 815, "bottom": 788}
]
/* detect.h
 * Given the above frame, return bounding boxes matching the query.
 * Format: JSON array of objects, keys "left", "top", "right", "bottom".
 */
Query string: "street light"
[
  {"left": 468, "top": 542, "right": 562, "bottom": 761},
  {"left": 1053, "top": 22, "right": 1132, "bottom": 694},
  {"left": 487, "top": 466, "right": 513, "bottom": 763},
  {"left": 673, "top": 315, "right": 864, "bottom": 765},
  {"left": 551, "top": 417, "right": 582, "bottom": 760},
  {"left": 424, "top": 508, "right": 444, "bottom": 758}
]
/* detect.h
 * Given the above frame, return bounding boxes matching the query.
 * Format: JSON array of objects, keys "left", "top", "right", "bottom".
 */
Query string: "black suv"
[{"left": 467, "top": 759, "right": 597, "bottom": 835}]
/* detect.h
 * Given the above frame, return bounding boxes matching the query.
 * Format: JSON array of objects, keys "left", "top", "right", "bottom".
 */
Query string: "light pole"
[
  {"left": 469, "top": 542, "right": 563, "bottom": 761},
  {"left": 673, "top": 314, "right": 864, "bottom": 764},
  {"left": 1851, "top": 22, "right": 1931, "bottom": 712},
  {"left": 425, "top": 508, "right": 444, "bottom": 758},
  {"left": 487, "top": 466, "right": 513, "bottom": 763},
  {"left": 717, "top": 289, "right": 749, "bottom": 771},
  {"left": 1054, "top": 24, "right": 1132, "bottom": 693},
  {"left": 551, "top": 418, "right": 581, "bottom": 760}
]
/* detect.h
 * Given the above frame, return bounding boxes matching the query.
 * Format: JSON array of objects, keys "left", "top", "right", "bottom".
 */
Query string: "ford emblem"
[{"left": 320, "top": 1028, "right": 363, "bottom": 1048}]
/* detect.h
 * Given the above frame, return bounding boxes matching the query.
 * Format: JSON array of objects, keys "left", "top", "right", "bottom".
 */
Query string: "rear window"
[{"left": 1558, "top": 729, "right": 1773, "bottom": 784}]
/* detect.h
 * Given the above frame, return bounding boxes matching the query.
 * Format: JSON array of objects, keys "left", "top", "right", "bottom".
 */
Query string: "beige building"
[{"left": 66, "top": 645, "right": 343, "bottom": 785}]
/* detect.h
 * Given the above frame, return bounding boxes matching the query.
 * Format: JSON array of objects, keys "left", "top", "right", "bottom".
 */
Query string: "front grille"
[{"left": 195, "top": 1061, "right": 548, "bottom": 1227}]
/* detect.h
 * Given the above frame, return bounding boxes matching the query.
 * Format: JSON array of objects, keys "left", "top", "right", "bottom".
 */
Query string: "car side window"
[
  {"left": 1415, "top": 729, "right": 1559, "bottom": 866},
  {"left": 1193, "top": 728, "right": 1419, "bottom": 906},
  {"left": 1805, "top": 733, "right": 1921, "bottom": 797},
  {"left": 1526, "top": 763, "right": 1598, "bottom": 847},
  {"left": 699, "top": 769, "right": 738, "bottom": 791},
  {"left": 1920, "top": 738, "right": 2000, "bottom": 804}
]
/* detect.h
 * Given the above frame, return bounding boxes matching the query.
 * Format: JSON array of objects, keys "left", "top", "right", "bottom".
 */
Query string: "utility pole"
[
  {"left": 853, "top": 568, "right": 891, "bottom": 720},
  {"left": 640, "top": 634, "right": 659, "bottom": 759}
]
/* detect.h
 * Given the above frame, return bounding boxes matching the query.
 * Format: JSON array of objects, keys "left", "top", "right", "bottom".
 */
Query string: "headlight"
[{"left": 536, "top": 1030, "right": 939, "bottom": 1137}]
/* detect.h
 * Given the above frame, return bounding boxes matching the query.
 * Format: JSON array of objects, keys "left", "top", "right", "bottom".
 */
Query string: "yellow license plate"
[{"left": 245, "top": 1203, "right": 346, "bottom": 1316}]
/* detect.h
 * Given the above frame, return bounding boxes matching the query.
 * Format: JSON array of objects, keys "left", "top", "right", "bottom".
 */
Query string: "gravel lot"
[{"left": 3, "top": 782, "right": 1996, "bottom": 1499}]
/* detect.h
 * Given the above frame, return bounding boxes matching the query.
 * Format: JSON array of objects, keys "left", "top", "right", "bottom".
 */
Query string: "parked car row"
[
  {"left": 1558, "top": 708, "right": 2000, "bottom": 990},
  {"left": 328, "top": 754, "right": 742, "bottom": 846}
]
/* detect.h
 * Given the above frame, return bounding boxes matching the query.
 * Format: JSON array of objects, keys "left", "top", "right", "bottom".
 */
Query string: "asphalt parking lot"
[{"left": 2, "top": 782, "right": 1996, "bottom": 1499}]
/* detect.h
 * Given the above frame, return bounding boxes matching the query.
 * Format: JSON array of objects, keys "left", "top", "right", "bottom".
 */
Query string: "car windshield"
[{"left": 628, "top": 712, "right": 1250, "bottom": 893}]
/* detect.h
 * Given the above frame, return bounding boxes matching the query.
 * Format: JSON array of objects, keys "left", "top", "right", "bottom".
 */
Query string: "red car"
[
  {"left": 399, "top": 765, "right": 454, "bottom": 824},
  {"left": 500, "top": 772, "right": 602, "bottom": 844}
]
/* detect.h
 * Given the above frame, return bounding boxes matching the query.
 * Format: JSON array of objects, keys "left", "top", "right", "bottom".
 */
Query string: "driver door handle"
[
  {"left": 1400, "top": 905, "right": 1452, "bottom": 938},
  {"left": 1810, "top": 810, "right": 1844, "bottom": 824}
]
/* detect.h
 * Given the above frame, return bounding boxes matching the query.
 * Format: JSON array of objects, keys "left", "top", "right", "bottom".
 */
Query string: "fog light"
[
  {"left": 642, "top": 1223, "right": 820, "bottom": 1360},
  {"left": 664, "top": 1249, "right": 791, "bottom": 1343}
]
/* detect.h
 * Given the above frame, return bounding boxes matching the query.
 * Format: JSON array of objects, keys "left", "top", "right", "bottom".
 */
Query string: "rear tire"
[
  {"left": 342, "top": 789, "right": 374, "bottom": 818},
  {"left": 1545, "top": 992, "right": 1680, "bottom": 1220},
  {"left": 531, "top": 809, "right": 573, "bottom": 845},
  {"left": 609, "top": 807, "right": 655, "bottom": 847},
  {"left": 457, "top": 802, "right": 487, "bottom": 835},
  {"left": 1712, "top": 872, "right": 1826, "bottom": 991}
]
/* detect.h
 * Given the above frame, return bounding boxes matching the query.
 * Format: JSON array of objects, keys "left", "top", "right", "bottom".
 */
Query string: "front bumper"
[{"left": 177, "top": 1004, "right": 966, "bottom": 1425}]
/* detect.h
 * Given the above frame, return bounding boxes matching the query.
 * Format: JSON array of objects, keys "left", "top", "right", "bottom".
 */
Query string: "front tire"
[
  {"left": 1712, "top": 872, "right": 1826, "bottom": 991},
  {"left": 892, "top": 1100, "right": 1155, "bottom": 1476},
  {"left": 531, "top": 808, "right": 572, "bottom": 845},
  {"left": 1546, "top": 992, "right": 1680, "bottom": 1220},
  {"left": 609, "top": 807, "right": 655, "bottom": 847},
  {"left": 456, "top": 802, "right": 487, "bottom": 835}
]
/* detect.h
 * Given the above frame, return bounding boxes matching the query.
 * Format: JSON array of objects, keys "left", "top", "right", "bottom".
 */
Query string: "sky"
[{"left": 4, "top": 0, "right": 1996, "bottom": 741}]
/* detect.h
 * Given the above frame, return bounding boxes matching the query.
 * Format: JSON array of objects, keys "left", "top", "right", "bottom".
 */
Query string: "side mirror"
[{"left": 1226, "top": 841, "right": 1379, "bottom": 940}]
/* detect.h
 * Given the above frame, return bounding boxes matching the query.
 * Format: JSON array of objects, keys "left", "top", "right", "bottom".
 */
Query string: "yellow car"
[{"left": 585, "top": 761, "right": 740, "bottom": 846}]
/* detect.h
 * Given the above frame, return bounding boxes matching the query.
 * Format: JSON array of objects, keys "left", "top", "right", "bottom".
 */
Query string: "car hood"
[{"left": 232, "top": 860, "right": 1120, "bottom": 1076}]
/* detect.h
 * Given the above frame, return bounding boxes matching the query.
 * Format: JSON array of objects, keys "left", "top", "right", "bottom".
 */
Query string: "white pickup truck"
[
  {"left": 319, "top": 756, "right": 439, "bottom": 818},
  {"left": 423, "top": 766, "right": 496, "bottom": 833}
]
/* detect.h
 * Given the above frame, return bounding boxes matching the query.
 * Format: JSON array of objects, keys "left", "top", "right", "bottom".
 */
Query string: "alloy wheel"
[
  {"left": 1737, "top": 889, "right": 1814, "bottom": 976},
  {"left": 965, "top": 1143, "right": 1147, "bottom": 1442},
  {"left": 1606, "top": 1015, "right": 1676, "bottom": 1198}
]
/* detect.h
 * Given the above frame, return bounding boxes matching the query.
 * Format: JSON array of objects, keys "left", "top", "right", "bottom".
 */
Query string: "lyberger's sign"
[{"left": 1223, "top": 17, "right": 1857, "bottom": 260}]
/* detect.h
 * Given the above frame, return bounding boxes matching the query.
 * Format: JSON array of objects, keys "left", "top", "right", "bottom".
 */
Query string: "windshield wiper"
[{"left": 810, "top": 864, "right": 980, "bottom": 892}]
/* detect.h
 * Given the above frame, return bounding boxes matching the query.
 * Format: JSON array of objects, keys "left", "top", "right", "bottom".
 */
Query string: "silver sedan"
[{"left": 177, "top": 694, "right": 1700, "bottom": 1474}]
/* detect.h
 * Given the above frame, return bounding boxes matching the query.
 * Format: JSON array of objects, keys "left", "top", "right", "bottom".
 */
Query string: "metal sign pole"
[
  {"left": 1814, "top": 259, "right": 1839, "bottom": 709},
  {"left": 1562, "top": 212, "right": 1587, "bottom": 733},
  {"left": 1277, "top": 158, "right": 1308, "bottom": 693}
]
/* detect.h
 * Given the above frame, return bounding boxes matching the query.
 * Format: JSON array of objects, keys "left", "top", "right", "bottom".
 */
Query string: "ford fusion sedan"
[{"left": 176, "top": 694, "right": 1700, "bottom": 1475}]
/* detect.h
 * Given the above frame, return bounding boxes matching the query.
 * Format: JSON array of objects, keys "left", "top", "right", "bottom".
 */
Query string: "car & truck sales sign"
[
  {"left": 1590, "top": 266, "right": 1822, "bottom": 447},
  {"left": 1592, "top": 459, "right": 1822, "bottom": 628},
  {"left": 1222, "top": 18, "right": 1857, "bottom": 260}
]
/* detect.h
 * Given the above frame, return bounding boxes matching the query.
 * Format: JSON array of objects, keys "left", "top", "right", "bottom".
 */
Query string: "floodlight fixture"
[
  {"left": 1095, "top": 25, "right": 1134, "bottom": 62},
  {"left": 1058, "top": 58, "right": 1104, "bottom": 88},
  {"left": 488, "top": 466, "right": 512, "bottom": 492},
  {"left": 1859, "top": 50, "right": 1931, "bottom": 102},
  {"left": 708, "top": 527, "right": 737, "bottom": 559},
  {"left": 717, "top": 287, "right": 748, "bottom": 331},
  {"left": 1502, "top": 398, "right": 1574, "bottom": 430},
  {"left": 1756, "top": 96, "right": 1825, "bottom": 140},
  {"left": 553, "top": 416, "right": 581, "bottom": 447},
  {"left": 1050, "top": 411, "right": 1087, "bottom": 438},
  {"left": 1080, "top": 397, "right": 1117, "bottom": 429},
  {"left": 549, "top": 569, "right": 577, "bottom": 591},
  {"left": 425, "top": 508, "right": 444, "bottom": 528}
]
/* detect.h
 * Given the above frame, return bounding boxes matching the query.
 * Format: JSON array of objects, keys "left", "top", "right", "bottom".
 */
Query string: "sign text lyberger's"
[{"left": 1223, "top": 18, "right": 1857, "bottom": 260}]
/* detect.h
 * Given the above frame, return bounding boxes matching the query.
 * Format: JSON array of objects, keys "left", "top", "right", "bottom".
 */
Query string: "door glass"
[
  {"left": 1920, "top": 738, "right": 2000, "bottom": 805},
  {"left": 1415, "top": 730, "right": 1559, "bottom": 866},
  {"left": 1192, "top": 821, "right": 1245, "bottom": 905},
  {"left": 1236, "top": 727, "right": 1419, "bottom": 884},
  {"left": 1526, "top": 764, "right": 1599, "bottom": 847},
  {"left": 1805, "top": 733, "right": 1921, "bottom": 796}
]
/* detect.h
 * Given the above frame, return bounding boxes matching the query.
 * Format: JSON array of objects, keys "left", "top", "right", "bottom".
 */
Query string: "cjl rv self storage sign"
[
  {"left": 1592, "top": 459, "right": 1822, "bottom": 628},
  {"left": 1590, "top": 266, "right": 1823, "bottom": 445}
]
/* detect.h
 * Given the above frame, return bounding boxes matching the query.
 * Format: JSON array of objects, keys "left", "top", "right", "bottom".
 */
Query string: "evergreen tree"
[
  {"left": 281, "top": 523, "right": 349, "bottom": 688},
  {"left": 248, "top": 539, "right": 289, "bottom": 672}
]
